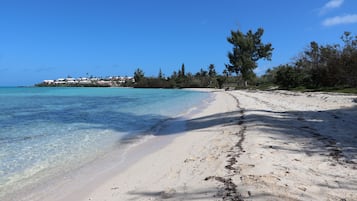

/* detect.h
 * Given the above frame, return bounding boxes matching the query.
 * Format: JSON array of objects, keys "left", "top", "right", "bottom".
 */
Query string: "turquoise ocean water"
[{"left": 0, "top": 87, "right": 210, "bottom": 199}]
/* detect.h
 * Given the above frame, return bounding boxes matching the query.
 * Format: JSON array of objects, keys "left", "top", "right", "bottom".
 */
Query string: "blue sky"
[{"left": 0, "top": 0, "right": 356, "bottom": 86}]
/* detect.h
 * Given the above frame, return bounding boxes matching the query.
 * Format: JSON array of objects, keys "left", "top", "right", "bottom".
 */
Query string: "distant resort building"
[
  {"left": 43, "top": 80, "right": 55, "bottom": 84},
  {"left": 37, "top": 76, "right": 135, "bottom": 87}
]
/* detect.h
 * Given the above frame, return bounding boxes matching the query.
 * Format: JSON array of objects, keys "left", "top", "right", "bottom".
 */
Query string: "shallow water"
[{"left": 0, "top": 87, "right": 210, "bottom": 199}]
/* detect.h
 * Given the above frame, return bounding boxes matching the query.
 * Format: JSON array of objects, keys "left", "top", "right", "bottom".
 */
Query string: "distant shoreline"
[{"left": 35, "top": 76, "right": 135, "bottom": 87}]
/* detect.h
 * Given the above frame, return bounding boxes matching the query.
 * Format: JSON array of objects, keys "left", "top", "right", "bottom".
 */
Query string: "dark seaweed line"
[{"left": 205, "top": 92, "right": 245, "bottom": 201}]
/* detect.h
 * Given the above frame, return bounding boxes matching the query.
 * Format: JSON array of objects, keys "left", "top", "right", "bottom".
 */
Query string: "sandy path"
[{"left": 229, "top": 90, "right": 357, "bottom": 201}]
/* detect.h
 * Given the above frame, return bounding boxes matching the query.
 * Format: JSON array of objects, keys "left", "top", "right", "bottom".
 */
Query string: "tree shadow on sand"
[
  {"left": 126, "top": 187, "right": 221, "bottom": 201},
  {"left": 122, "top": 104, "right": 357, "bottom": 200},
  {"left": 241, "top": 106, "right": 357, "bottom": 164}
]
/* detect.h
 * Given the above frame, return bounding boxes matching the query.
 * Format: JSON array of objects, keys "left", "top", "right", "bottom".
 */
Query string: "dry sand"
[
  {"left": 48, "top": 90, "right": 357, "bottom": 201},
  {"left": 228, "top": 90, "right": 357, "bottom": 201}
]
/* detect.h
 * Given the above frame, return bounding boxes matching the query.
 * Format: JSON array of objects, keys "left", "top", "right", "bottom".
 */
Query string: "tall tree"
[
  {"left": 208, "top": 64, "right": 217, "bottom": 78},
  {"left": 180, "top": 63, "right": 186, "bottom": 78},
  {"left": 226, "top": 28, "right": 273, "bottom": 86},
  {"left": 158, "top": 68, "right": 164, "bottom": 79},
  {"left": 340, "top": 31, "right": 357, "bottom": 86},
  {"left": 304, "top": 41, "right": 320, "bottom": 69},
  {"left": 134, "top": 68, "right": 144, "bottom": 83}
]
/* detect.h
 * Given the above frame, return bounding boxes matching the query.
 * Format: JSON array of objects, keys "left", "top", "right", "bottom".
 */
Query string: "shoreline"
[
  {"left": 77, "top": 89, "right": 243, "bottom": 201},
  {"left": 5, "top": 89, "right": 357, "bottom": 201}
]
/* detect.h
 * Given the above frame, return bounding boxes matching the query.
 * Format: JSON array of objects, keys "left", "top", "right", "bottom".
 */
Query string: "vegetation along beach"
[{"left": 1, "top": 1, "right": 357, "bottom": 201}]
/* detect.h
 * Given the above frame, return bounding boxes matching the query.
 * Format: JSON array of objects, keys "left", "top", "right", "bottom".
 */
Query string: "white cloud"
[
  {"left": 323, "top": 14, "right": 357, "bottom": 26},
  {"left": 325, "top": 0, "right": 344, "bottom": 9},
  {"left": 320, "top": 0, "right": 344, "bottom": 15}
]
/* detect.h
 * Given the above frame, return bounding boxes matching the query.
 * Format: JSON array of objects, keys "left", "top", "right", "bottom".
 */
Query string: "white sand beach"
[
  {"left": 22, "top": 90, "right": 357, "bottom": 201},
  {"left": 74, "top": 90, "right": 357, "bottom": 201}
]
